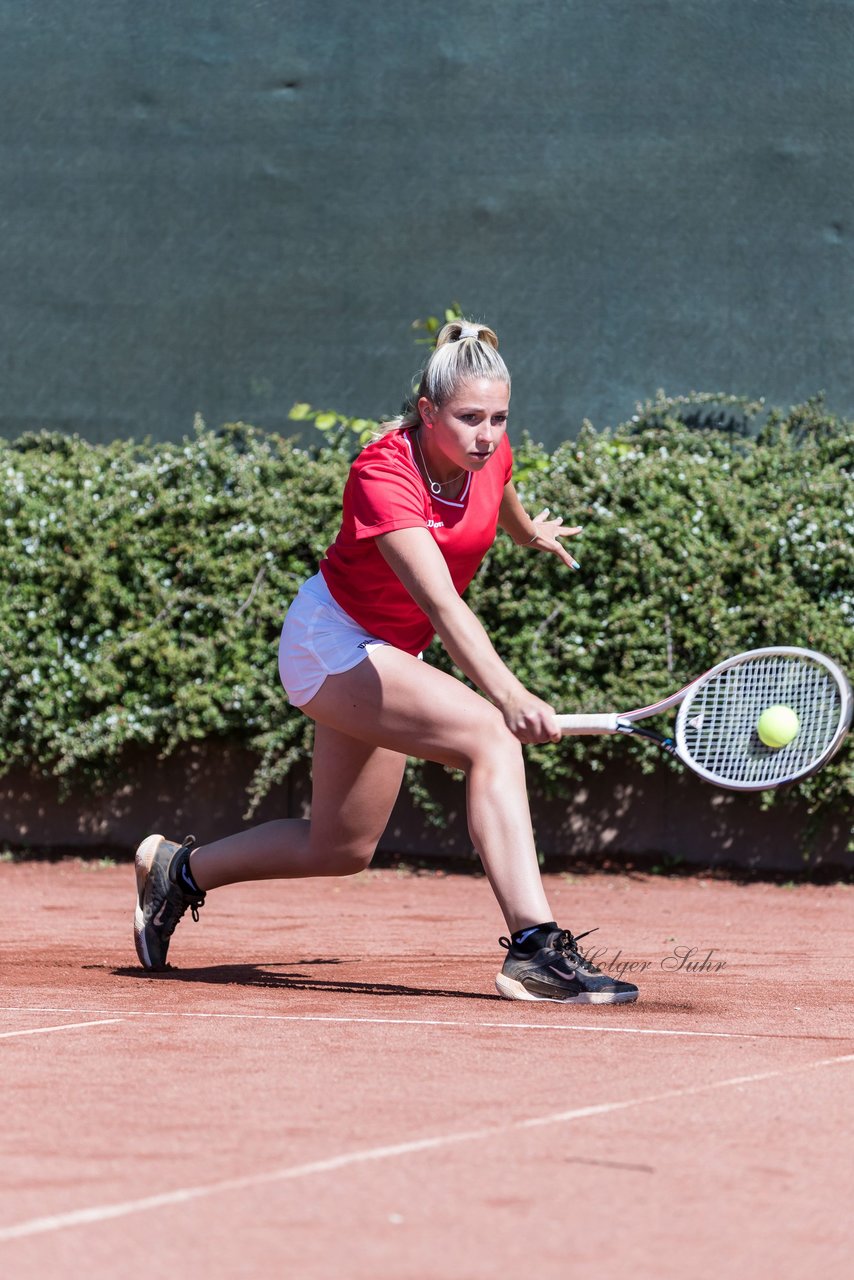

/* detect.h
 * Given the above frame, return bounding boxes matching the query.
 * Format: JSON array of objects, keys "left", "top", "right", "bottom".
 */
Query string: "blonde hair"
[{"left": 377, "top": 319, "right": 510, "bottom": 437}]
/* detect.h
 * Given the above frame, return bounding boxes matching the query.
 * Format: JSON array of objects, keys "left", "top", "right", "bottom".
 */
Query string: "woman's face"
[{"left": 419, "top": 378, "right": 510, "bottom": 475}]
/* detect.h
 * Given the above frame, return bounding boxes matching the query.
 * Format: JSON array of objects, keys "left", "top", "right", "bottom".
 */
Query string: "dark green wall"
[{"left": 2, "top": 1, "right": 853, "bottom": 447}]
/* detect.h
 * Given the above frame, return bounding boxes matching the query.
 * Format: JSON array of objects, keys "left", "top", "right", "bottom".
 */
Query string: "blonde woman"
[{"left": 134, "top": 321, "right": 638, "bottom": 1004}]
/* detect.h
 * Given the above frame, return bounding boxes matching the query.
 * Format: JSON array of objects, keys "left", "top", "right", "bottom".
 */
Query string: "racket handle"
[{"left": 556, "top": 713, "right": 621, "bottom": 735}]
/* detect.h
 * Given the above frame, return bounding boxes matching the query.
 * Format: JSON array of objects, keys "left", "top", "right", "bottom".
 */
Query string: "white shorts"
[{"left": 278, "top": 573, "right": 395, "bottom": 708}]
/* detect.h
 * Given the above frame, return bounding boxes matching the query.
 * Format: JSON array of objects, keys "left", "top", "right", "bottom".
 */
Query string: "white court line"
[
  {"left": 1, "top": 1050, "right": 852, "bottom": 1243},
  {"left": 0, "top": 1019, "right": 123, "bottom": 1040},
  {"left": 1, "top": 1004, "right": 850, "bottom": 1042}
]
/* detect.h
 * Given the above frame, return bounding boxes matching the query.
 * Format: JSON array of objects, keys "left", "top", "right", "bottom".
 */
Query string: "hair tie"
[{"left": 456, "top": 323, "right": 481, "bottom": 340}]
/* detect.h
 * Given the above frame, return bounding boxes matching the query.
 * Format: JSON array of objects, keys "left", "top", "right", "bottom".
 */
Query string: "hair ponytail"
[
  {"left": 435, "top": 320, "right": 500, "bottom": 350},
  {"left": 376, "top": 317, "right": 509, "bottom": 437}
]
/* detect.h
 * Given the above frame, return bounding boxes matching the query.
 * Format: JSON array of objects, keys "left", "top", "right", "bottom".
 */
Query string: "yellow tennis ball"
[{"left": 757, "top": 705, "right": 800, "bottom": 748}]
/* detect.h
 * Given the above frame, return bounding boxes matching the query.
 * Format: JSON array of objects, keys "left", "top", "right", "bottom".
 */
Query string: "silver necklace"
[{"left": 415, "top": 430, "right": 465, "bottom": 495}]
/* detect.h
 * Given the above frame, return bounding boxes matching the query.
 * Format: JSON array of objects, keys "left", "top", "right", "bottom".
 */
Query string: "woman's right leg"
[
  {"left": 189, "top": 724, "right": 408, "bottom": 891},
  {"left": 133, "top": 723, "right": 407, "bottom": 969}
]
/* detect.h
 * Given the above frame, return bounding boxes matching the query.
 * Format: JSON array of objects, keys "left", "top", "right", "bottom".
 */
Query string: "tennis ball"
[{"left": 757, "top": 705, "right": 800, "bottom": 748}]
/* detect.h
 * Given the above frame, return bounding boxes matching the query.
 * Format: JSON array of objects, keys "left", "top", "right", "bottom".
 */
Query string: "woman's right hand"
[{"left": 500, "top": 686, "right": 562, "bottom": 745}]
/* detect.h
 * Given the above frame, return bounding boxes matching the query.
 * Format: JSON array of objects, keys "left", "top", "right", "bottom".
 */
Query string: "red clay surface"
[{"left": 1, "top": 859, "right": 853, "bottom": 1279}]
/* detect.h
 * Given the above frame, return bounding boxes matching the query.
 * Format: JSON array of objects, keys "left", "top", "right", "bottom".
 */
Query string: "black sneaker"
[
  {"left": 133, "top": 834, "right": 205, "bottom": 970},
  {"left": 496, "top": 927, "right": 639, "bottom": 1004}
]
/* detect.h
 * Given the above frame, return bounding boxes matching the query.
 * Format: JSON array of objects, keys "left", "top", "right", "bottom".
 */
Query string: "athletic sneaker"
[
  {"left": 496, "top": 926, "right": 639, "bottom": 1004},
  {"left": 133, "top": 834, "right": 205, "bottom": 970}
]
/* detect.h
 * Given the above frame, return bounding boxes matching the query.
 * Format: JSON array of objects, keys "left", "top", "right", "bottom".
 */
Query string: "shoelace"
[
  {"left": 552, "top": 927, "right": 601, "bottom": 974},
  {"left": 171, "top": 837, "right": 205, "bottom": 927},
  {"left": 499, "top": 925, "right": 601, "bottom": 971},
  {"left": 155, "top": 886, "right": 205, "bottom": 937}
]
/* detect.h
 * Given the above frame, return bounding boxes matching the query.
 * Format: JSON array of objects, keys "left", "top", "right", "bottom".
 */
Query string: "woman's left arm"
[{"left": 497, "top": 481, "right": 582, "bottom": 570}]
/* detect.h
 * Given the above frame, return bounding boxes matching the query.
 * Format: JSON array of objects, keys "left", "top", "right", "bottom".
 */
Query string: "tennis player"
[{"left": 134, "top": 320, "right": 639, "bottom": 1004}]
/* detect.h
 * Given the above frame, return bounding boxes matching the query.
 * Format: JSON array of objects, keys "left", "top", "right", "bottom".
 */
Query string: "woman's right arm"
[{"left": 376, "top": 526, "right": 560, "bottom": 744}]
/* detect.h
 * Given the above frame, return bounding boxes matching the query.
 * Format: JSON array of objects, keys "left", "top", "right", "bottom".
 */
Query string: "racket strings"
[{"left": 678, "top": 654, "right": 845, "bottom": 787}]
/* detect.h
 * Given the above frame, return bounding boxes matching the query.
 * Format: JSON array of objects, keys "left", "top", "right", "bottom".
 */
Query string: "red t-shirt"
[{"left": 320, "top": 428, "right": 513, "bottom": 654}]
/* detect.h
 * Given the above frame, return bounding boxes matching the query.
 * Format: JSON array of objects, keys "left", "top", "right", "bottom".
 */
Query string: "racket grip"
[{"left": 556, "top": 713, "right": 621, "bottom": 735}]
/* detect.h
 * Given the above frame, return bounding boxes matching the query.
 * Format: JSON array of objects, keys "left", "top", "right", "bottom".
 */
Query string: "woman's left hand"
[{"left": 526, "top": 508, "right": 582, "bottom": 570}]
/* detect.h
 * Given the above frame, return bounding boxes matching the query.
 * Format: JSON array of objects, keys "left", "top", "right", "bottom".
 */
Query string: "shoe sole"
[
  {"left": 495, "top": 973, "right": 639, "bottom": 1004},
  {"left": 133, "top": 833, "right": 167, "bottom": 970}
]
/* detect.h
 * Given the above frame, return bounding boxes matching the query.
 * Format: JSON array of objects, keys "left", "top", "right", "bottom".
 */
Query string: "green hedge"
[{"left": 1, "top": 393, "right": 852, "bottom": 846}]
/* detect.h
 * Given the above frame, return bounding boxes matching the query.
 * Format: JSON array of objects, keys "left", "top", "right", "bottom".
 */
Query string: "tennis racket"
[{"left": 556, "top": 646, "right": 852, "bottom": 791}]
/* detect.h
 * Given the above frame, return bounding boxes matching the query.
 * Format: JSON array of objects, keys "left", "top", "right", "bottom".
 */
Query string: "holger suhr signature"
[{"left": 581, "top": 945, "right": 727, "bottom": 981}]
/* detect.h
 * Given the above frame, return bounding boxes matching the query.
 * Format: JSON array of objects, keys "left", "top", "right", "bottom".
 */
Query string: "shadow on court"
[
  {"left": 110, "top": 961, "right": 500, "bottom": 1001},
  {"left": 106, "top": 962, "right": 725, "bottom": 1018},
  {"left": 86, "top": 962, "right": 851, "bottom": 1037}
]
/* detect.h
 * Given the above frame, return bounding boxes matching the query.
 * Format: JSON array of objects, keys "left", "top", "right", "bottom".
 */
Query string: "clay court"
[{"left": 1, "top": 857, "right": 852, "bottom": 1278}]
